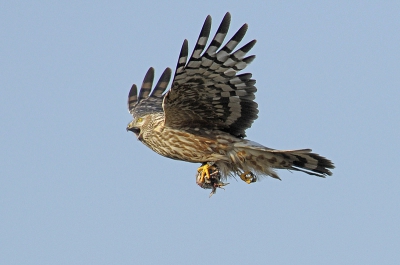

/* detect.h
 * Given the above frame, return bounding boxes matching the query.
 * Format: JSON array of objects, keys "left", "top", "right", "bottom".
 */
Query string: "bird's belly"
[{"left": 142, "top": 129, "right": 228, "bottom": 163}]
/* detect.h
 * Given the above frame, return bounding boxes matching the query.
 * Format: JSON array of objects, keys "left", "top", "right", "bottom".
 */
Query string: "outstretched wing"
[
  {"left": 163, "top": 12, "right": 258, "bottom": 138},
  {"left": 128, "top": 67, "right": 171, "bottom": 117}
]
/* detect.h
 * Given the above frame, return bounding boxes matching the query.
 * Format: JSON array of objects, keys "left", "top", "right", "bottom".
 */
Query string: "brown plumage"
[{"left": 127, "top": 12, "right": 334, "bottom": 196}]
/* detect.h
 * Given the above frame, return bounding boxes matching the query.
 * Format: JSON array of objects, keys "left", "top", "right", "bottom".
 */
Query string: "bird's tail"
[
  {"left": 225, "top": 140, "right": 334, "bottom": 180},
  {"left": 263, "top": 148, "right": 334, "bottom": 178}
]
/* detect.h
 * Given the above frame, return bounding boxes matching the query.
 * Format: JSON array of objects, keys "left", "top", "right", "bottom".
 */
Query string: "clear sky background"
[{"left": 1, "top": 1, "right": 399, "bottom": 264}]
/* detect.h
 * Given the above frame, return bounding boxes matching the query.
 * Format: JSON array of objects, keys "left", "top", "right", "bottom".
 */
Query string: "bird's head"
[{"left": 126, "top": 116, "right": 146, "bottom": 139}]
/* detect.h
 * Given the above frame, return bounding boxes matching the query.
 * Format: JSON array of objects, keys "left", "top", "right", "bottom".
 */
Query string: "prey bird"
[{"left": 127, "top": 12, "right": 334, "bottom": 196}]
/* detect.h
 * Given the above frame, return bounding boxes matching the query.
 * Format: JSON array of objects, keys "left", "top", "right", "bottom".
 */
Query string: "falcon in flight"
[{"left": 127, "top": 12, "right": 334, "bottom": 196}]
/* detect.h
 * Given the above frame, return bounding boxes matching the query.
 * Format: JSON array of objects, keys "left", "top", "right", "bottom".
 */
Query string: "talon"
[
  {"left": 196, "top": 163, "right": 228, "bottom": 197},
  {"left": 240, "top": 171, "right": 256, "bottom": 184},
  {"left": 197, "top": 163, "right": 217, "bottom": 183}
]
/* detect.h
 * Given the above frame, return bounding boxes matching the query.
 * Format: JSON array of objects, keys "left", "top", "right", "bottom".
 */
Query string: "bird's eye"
[{"left": 137, "top": 118, "right": 143, "bottom": 123}]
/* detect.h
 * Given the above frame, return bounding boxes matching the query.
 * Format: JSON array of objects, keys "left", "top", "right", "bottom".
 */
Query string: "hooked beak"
[
  {"left": 127, "top": 121, "right": 139, "bottom": 134},
  {"left": 126, "top": 123, "right": 143, "bottom": 140},
  {"left": 126, "top": 126, "right": 140, "bottom": 135}
]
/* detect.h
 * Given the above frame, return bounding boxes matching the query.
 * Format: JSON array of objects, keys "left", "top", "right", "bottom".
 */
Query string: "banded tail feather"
[
  {"left": 233, "top": 141, "right": 334, "bottom": 179},
  {"left": 268, "top": 149, "right": 334, "bottom": 177}
]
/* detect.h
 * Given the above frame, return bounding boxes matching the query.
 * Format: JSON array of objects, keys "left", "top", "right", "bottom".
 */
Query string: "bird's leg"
[
  {"left": 240, "top": 171, "right": 257, "bottom": 184},
  {"left": 196, "top": 163, "right": 217, "bottom": 184},
  {"left": 196, "top": 162, "right": 229, "bottom": 197}
]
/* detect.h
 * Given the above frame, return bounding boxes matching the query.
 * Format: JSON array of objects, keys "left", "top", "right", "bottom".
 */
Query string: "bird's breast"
[{"left": 142, "top": 127, "right": 229, "bottom": 163}]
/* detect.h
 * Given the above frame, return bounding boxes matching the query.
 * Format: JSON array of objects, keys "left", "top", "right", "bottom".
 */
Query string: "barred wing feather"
[
  {"left": 163, "top": 12, "right": 258, "bottom": 137},
  {"left": 128, "top": 67, "right": 171, "bottom": 117}
]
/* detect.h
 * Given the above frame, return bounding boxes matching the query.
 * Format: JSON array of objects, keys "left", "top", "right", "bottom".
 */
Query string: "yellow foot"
[
  {"left": 196, "top": 162, "right": 229, "bottom": 197},
  {"left": 196, "top": 163, "right": 218, "bottom": 184},
  {"left": 240, "top": 171, "right": 257, "bottom": 184}
]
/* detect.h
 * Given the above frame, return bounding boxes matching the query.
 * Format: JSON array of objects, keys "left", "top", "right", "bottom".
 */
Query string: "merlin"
[{"left": 127, "top": 12, "right": 334, "bottom": 196}]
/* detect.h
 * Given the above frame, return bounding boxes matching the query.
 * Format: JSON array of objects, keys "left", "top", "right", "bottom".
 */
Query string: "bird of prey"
[{"left": 127, "top": 12, "right": 334, "bottom": 196}]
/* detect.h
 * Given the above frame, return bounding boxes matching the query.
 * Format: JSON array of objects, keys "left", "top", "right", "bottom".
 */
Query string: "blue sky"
[{"left": 1, "top": 1, "right": 399, "bottom": 264}]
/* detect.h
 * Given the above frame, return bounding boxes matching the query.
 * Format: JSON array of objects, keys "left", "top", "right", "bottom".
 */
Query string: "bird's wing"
[
  {"left": 162, "top": 12, "right": 258, "bottom": 138},
  {"left": 128, "top": 67, "right": 171, "bottom": 118}
]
